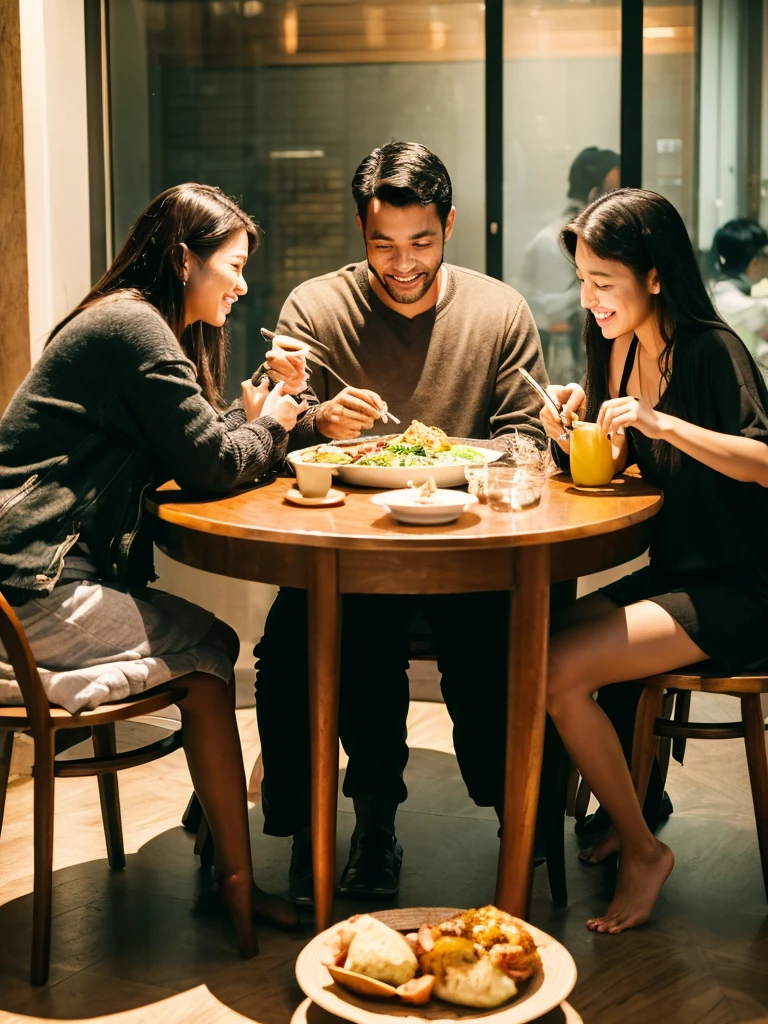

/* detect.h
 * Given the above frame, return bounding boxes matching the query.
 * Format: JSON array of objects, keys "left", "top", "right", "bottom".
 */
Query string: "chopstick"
[
  {"left": 260, "top": 328, "right": 401, "bottom": 425},
  {"left": 518, "top": 367, "right": 573, "bottom": 433}
]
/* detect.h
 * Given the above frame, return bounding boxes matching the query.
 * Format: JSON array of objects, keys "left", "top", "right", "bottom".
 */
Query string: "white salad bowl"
[
  {"left": 287, "top": 446, "right": 502, "bottom": 489},
  {"left": 370, "top": 489, "right": 479, "bottom": 525}
]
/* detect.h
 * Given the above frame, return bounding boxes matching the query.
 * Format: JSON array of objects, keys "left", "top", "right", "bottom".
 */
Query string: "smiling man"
[{"left": 254, "top": 142, "right": 549, "bottom": 905}]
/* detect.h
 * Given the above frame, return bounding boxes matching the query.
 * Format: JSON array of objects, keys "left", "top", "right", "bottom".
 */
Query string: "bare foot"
[
  {"left": 197, "top": 881, "right": 298, "bottom": 929},
  {"left": 579, "top": 827, "right": 620, "bottom": 865},
  {"left": 586, "top": 840, "right": 674, "bottom": 934},
  {"left": 218, "top": 872, "right": 259, "bottom": 957},
  {"left": 252, "top": 885, "right": 300, "bottom": 929}
]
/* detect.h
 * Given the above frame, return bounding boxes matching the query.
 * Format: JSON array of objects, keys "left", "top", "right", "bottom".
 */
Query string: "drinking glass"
[
  {"left": 569, "top": 422, "right": 614, "bottom": 486},
  {"left": 487, "top": 465, "right": 546, "bottom": 512},
  {"left": 465, "top": 464, "right": 489, "bottom": 503}
]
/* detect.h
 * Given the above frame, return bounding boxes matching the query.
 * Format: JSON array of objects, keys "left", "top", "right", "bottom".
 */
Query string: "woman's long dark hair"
[
  {"left": 565, "top": 186, "right": 733, "bottom": 417},
  {"left": 561, "top": 188, "right": 734, "bottom": 468},
  {"left": 47, "top": 184, "right": 261, "bottom": 408}
]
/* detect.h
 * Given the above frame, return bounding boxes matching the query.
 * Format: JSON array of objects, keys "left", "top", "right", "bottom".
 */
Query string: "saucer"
[
  {"left": 285, "top": 487, "right": 346, "bottom": 507},
  {"left": 370, "top": 488, "right": 478, "bottom": 525}
]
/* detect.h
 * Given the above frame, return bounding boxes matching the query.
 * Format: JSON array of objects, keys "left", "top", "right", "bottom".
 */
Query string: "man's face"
[{"left": 358, "top": 199, "right": 455, "bottom": 306}]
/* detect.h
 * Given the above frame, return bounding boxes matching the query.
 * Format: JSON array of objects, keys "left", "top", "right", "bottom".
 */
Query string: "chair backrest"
[{"left": 0, "top": 591, "right": 52, "bottom": 732}]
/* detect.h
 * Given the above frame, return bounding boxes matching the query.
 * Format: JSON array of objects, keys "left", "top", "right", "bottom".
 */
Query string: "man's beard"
[{"left": 368, "top": 249, "right": 444, "bottom": 305}]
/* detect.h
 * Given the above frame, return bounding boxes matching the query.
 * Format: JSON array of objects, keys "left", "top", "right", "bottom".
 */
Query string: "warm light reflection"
[
  {"left": 283, "top": 4, "right": 299, "bottom": 55},
  {"left": 364, "top": 6, "right": 386, "bottom": 49},
  {"left": 429, "top": 6, "right": 448, "bottom": 50}
]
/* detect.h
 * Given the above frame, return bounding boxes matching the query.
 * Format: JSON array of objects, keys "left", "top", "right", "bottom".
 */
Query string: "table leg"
[
  {"left": 496, "top": 544, "right": 551, "bottom": 917},
  {"left": 307, "top": 548, "right": 342, "bottom": 932}
]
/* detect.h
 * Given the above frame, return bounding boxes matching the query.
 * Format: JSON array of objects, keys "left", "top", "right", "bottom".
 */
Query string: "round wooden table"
[{"left": 147, "top": 473, "right": 662, "bottom": 932}]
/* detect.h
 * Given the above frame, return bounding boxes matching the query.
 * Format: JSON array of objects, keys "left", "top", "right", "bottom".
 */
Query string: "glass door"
[
  {"left": 503, "top": 0, "right": 622, "bottom": 383},
  {"left": 107, "top": 0, "right": 486, "bottom": 392}
]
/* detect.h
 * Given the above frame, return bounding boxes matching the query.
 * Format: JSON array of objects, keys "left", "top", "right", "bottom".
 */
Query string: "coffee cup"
[{"left": 292, "top": 460, "right": 337, "bottom": 498}]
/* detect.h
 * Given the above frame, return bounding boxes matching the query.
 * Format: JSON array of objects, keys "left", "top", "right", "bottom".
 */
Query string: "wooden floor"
[{"left": 1, "top": 675, "right": 767, "bottom": 1024}]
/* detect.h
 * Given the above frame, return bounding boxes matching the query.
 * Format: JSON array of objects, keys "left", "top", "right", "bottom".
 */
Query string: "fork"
[
  {"left": 517, "top": 367, "right": 574, "bottom": 442},
  {"left": 260, "top": 328, "right": 401, "bottom": 425}
]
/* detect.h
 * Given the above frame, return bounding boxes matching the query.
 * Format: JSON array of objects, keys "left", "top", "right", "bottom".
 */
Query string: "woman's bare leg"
[
  {"left": 189, "top": 620, "right": 298, "bottom": 934},
  {"left": 177, "top": 670, "right": 258, "bottom": 955},
  {"left": 547, "top": 598, "right": 705, "bottom": 932},
  {"left": 554, "top": 592, "right": 622, "bottom": 864}
]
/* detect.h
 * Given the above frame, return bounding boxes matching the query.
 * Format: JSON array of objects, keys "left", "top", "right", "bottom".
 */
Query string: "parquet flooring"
[{"left": 0, "top": 679, "right": 766, "bottom": 1024}]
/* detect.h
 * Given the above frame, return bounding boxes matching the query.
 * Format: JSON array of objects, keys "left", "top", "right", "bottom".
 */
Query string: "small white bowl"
[{"left": 370, "top": 488, "right": 479, "bottom": 525}]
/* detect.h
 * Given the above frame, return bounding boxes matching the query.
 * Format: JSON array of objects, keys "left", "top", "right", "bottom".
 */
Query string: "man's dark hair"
[
  {"left": 713, "top": 218, "right": 768, "bottom": 276},
  {"left": 351, "top": 142, "right": 453, "bottom": 228},
  {"left": 568, "top": 146, "right": 621, "bottom": 204}
]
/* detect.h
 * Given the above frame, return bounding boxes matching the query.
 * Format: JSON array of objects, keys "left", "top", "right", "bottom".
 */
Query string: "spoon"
[
  {"left": 517, "top": 367, "right": 574, "bottom": 440},
  {"left": 260, "top": 328, "right": 400, "bottom": 425}
]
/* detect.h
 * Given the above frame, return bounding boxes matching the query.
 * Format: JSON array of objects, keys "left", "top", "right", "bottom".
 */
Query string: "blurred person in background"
[
  {"left": 710, "top": 218, "right": 768, "bottom": 371},
  {"left": 521, "top": 146, "right": 620, "bottom": 381}
]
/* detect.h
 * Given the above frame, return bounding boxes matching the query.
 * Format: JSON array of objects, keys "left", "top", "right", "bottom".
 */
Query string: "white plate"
[
  {"left": 288, "top": 447, "right": 502, "bottom": 490},
  {"left": 295, "top": 908, "right": 578, "bottom": 1024},
  {"left": 371, "top": 489, "right": 478, "bottom": 525}
]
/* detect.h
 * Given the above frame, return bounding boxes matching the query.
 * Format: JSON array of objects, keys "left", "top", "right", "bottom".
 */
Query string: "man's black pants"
[
  {"left": 254, "top": 587, "right": 663, "bottom": 837},
  {"left": 254, "top": 588, "right": 512, "bottom": 836}
]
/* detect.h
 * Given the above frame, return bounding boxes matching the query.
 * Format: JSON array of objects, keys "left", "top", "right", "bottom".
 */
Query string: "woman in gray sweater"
[{"left": 0, "top": 183, "right": 306, "bottom": 955}]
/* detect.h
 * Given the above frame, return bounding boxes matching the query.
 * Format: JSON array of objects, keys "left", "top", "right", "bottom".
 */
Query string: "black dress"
[{"left": 599, "top": 328, "right": 768, "bottom": 673}]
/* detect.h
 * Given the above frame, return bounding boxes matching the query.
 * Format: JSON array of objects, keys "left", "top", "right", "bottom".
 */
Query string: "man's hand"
[{"left": 315, "top": 387, "right": 385, "bottom": 439}]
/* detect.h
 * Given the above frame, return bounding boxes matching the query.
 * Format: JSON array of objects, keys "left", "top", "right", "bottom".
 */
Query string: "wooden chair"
[
  {"left": 0, "top": 590, "right": 199, "bottom": 986},
  {"left": 631, "top": 666, "right": 768, "bottom": 898}
]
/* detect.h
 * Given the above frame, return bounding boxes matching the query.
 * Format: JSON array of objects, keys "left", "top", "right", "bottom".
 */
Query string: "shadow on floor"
[{"left": 2, "top": 747, "right": 768, "bottom": 1023}]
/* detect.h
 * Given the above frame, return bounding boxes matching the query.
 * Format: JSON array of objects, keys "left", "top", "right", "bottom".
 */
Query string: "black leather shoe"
[
  {"left": 575, "top": 791, "right": 674, "bottom": 837},
  {"left": 288, "top": 831, "right": 314, "bottom": 907},
  {"left": 338, "top": 830, "right": 403, "bottom": 899}
]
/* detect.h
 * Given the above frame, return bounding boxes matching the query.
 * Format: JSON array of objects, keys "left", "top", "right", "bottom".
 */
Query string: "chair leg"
[
  {"left": 741, "top": 694, "right": 768, "bottom": 901},
  {"left": 672, "top": 690, "right": 692, "bottom": 765},
  {"left": 92, "top": 725, "right": 125, "bottom": 871},
  {"left": 31, "top": 730, "right": 55, "bottom": 986},
  {"left": 565, "top": 765, "right": 579, "bottom": 818},
  {"left": 541, "top": 719, "right": 568, "bottom": 907},
  {"left": 573, "top": 776, "right": 591, "bottom": 821},
  {"left": 194, "top": 811, "right": 215, "bottom": 868},
  {"left": 631, "top": 686, "right": 665, "bottom": 807},
  {"left": 0, "top": 730, "right": 14, "bottom": 839},
  {"left": 181, "top": 791, "right": 203, "bottom": 834},
  {"left": 657, "top": 692, "right": 675, "bottom": 785}
]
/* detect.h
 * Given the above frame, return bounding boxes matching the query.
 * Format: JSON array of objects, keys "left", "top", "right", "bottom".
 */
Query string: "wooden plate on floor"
[{"left": 295, "top": 908, "right": 577, "bottom": 1024}]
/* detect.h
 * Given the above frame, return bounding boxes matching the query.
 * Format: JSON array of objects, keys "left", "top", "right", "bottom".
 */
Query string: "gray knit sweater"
[{"left": 0, "top": 294, "right": 287, "bottom": 596}]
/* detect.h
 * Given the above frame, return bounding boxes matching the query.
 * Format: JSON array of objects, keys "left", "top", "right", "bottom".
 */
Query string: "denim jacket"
[{"left": 0, "top": 295, "right": 287, "bottom": 599}]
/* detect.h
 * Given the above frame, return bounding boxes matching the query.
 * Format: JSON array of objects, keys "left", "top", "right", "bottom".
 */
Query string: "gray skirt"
[{"left": 0, "top": 580, "right": 232, "bottom": 714}]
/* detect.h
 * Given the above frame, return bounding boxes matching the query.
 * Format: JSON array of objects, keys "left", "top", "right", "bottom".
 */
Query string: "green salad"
[{"left": 356, "top": 443, "right": 484, "bottom": 468}]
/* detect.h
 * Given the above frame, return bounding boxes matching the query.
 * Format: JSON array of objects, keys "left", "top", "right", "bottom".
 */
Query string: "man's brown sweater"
[{"left": 282, "top": 261, "right": 549, "bottom": 448}]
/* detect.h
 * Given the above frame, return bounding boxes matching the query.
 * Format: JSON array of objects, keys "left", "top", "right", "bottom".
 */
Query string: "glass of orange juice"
[{"left": 569, "top": 422, "right": 615, "bottom": 486}]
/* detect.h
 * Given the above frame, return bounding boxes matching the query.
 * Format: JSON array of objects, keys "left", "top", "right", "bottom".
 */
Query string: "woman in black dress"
[{"left": 540, "top": 188, "right": 768, "bottom": 933}]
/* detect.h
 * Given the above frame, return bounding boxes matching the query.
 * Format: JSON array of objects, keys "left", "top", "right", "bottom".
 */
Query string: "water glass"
[
  {"left": 464, "top": 464, "right": 489, "bottom": 503},
  {"left": 487, "top": 465, "right": 546, "bottom": 512}
]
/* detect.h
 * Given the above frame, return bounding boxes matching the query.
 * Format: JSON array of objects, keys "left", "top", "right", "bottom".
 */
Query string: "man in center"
[{"left": 256, "top": 141, "right": 549, "bottom": 904}]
